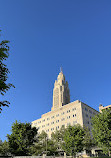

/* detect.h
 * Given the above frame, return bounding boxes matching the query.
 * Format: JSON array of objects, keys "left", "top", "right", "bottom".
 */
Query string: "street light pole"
[{"left": 46, "top": 136, "right": 47, "bottom": 155}]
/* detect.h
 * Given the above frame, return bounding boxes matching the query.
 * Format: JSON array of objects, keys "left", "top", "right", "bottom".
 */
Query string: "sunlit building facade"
[{"left": 32, "top": 70, "right": 99, "bottom": 138}]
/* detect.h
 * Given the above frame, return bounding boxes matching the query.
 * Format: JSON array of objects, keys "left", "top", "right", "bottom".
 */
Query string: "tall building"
[
  {"left": 52, "top": 69, "right": 70, "bottom": 111},
  {"left": 32, "top": 69, "right": 99, "bottom": 137}
]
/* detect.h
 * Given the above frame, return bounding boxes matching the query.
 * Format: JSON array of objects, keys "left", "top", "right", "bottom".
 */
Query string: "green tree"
[
  {"left": 0, "top": 140, "right": 10, "bottom": 156},
  {"left": 62, "top": 125, "right": 84, "bottom": 157},
  {"left": 47, "top": 139, "right": 57, "bottom": 156},
  {"left": 83, "top": 126, "right": 96, "bottom": 154},
  {"left": 30, "top": 130, "right": 57, "bottom": 156},
  {"left": 0, "top": 31, "right": 15, "bottom": 113},
  {"left": 51, "top": 126, "right": 66, "bottom": 154},
  {"left": 92, "top": 109, "right": 111, "bottom": 156},
  {"left": 29, "top": 142, "right": 42, "bottom": 156},
  {"left": 7, "top": 121, "right": 38, "bottom": 156},
  {"left": 29, "top": 131, "right": 48, "bottom": 156}
]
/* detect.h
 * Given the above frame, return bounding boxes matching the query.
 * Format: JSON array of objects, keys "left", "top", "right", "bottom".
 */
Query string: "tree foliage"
[
  {"left": 51, "top": 126, "right": 66, "bottom": 153},
  {"left": 30, "top": 130, "right": 57, "bottom": 156},
  {"left": 0, "top": 31, "right": 15, "bottom": 112},
  {"left": 7, "top": 121, "right": 38, "bottom": 156},
  {"left": 62, "top": 125, "right": 85, "bottom": 157},
  {"left": 0, "top": 140, "right": 10, "bottom": 156},
  {"left": 83, "top": 126, "right": 96, "bottom": 151},
  {"left": 92, "top": 109, "right": 111, "bottom": 156}
]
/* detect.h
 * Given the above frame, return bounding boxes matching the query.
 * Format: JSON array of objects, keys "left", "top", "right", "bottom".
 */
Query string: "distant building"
[
  {"left": 99, "top": 104, "right": 111, "bottom": 113},
  {"left": 32, "top": 69, "right": 99, "bottom": 138}
]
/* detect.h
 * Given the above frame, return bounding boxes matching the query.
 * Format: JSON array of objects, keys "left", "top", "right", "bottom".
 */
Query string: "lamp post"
[{"left": 46, "top": 136, "right": 48, "bottom": 155}]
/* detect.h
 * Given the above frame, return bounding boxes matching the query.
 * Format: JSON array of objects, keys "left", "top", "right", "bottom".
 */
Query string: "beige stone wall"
[
  {"left": 81, "top": 102, "right": 99, "bottom": 135},
  {"left": 32, "top": 100, "right": 99, "bottom": 138}
]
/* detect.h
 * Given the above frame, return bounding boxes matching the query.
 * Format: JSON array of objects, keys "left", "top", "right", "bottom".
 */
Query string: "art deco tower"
[{"left": 51, "top": 68, "right": 70, "bottom": 111}]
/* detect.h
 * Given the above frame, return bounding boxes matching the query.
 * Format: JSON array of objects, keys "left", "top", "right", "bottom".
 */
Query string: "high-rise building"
[{"left": 32, "top": 69, "right": 99, "bottom": 137}]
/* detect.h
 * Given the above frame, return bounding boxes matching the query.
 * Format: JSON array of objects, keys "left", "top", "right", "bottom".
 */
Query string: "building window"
[
  {"left": 42, "top": 119, "right": 45, "bottom": 122},
  {"left": 89, "top": 110, "right": 92, "bottom": 114},
  {"left": 46, "top": 129, "right": 49, "bottom": 132},
  {"left": 72, "top": 108, "right": 76, "bottom": 111},
  {"left": 67, "top": 116, "right": 70, "bottom": 119},
  {"left": 61, "top": 118, "right": 65, "bottom": 121},
  {"left": 56, "top": 114, "right": 59, "bottom": 117},
  {"left": 85, "top": 107, "right": 88, "bottom": 111},
  {"left": 56, "top": 120, "right": 59, "bottom": 123},
  {"left": 56, "top": 126, "right": 59, "bottom": 129},
  {"left": 67, "top": 110, "right": 70, "bottom": 113},
  {"left": 61, "top": 112, "right": 65, "bottom": 115},
  {"left": 51, "top": 128, "right": 54, "bottom": 131},
  {"left": 51, "top": 116, "right": 54, "bottom": 119},
  {"left": 73, "top": 115, "right": 74, "bottom": 117},
  {"left": 86, "top": 114, "right": 88, "bottom": 117},
  {"left": 75, "top": 114, "right": 76, "bottom": 117}
]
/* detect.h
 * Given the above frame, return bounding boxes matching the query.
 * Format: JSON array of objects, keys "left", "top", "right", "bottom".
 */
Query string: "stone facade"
[
  {"left": 99, "top": 104, "right": 111, "bottom": 113},
  {"left": 52, "top": 70, "right": 70, "bottom": 111},
  {"left": 32, "top": 70, "right": 99, "bottom": 138}
]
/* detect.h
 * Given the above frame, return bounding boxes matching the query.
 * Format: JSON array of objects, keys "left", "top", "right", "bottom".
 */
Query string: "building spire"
[{"left": 60, "top": 67, "right": 63, "bottom": 73}]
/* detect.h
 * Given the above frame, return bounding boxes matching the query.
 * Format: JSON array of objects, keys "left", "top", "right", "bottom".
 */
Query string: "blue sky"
[{"left": 0, "top": 0, "right": 111, "bottom": 141}]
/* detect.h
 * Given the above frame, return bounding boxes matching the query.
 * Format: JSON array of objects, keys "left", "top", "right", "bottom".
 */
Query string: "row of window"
[
  {"left": 85, "top": 120, "right": 93, "bottom": 126},
  {"left": 34, "top": 114, "right": 77, "bottom": 127},
  {"left": 39, "top": 121, "right": 78, "bottom": 132},
  {"left": 84, "top": 107, "right": 96, "bottom": 115},
  {"left": 85, "top": 114, "right": 92, "bottom": 119},
  {"left": 37, "top": 108, "right": 77, "bottom": 124}
]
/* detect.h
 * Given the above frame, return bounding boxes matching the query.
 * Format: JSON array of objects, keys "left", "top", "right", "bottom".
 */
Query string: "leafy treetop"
[
  {"left": 0, "top": 31, "right": 15, "bottom": 112},
  {"left": 7, "top": 121, "right": 38, "bottom": 156}
]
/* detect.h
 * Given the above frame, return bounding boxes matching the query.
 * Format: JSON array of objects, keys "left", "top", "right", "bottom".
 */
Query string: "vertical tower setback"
[{"left": 52, "top": 69, "right": 70, "bottom": 111}]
